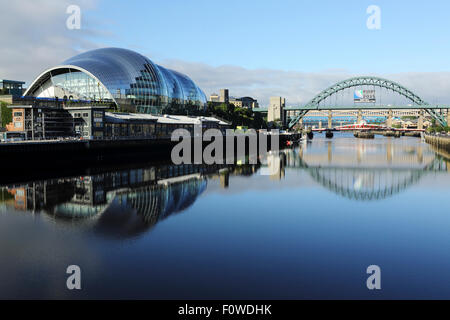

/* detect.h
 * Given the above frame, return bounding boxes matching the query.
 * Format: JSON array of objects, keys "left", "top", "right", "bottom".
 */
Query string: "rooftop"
[
  {"left": 105, "top": 112, "right": 230, "bottom": 125},
  {"left": 0, "top": 79, "right": 25, "bottom": 85}
]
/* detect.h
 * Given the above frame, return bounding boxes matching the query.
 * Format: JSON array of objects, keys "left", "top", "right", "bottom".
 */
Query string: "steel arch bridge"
[{"left": 288, "top": 76, "right": 449, "bottom": 129}]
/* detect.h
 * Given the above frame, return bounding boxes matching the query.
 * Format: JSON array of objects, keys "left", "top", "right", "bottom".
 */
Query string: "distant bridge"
[
  {"left": 288, "top": 77, "right": 449, "bottom": 129},
  {"left": 255, "top": 76, "right": 450, "bottom": 129}
]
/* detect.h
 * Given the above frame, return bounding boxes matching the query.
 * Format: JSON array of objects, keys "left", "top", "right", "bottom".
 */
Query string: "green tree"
[{"left": 1, "top": 102, "right": 12, "bottom": 128}]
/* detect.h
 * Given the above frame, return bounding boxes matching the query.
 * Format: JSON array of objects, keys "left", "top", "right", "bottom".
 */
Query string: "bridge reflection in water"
[
  {"left": 1, "top": 135, "right": 449, "bottom": 234},
  {"left": 270, "top": 135, "right": 450, "bottom": 201}
]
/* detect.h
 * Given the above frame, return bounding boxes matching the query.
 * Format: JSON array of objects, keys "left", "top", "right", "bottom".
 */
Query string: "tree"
[
  {"left": 1, "top": 102, "right": 12, "bottom": 128},
  {"left": 205, "top": 102, "right": 267, "bottom": 129}
]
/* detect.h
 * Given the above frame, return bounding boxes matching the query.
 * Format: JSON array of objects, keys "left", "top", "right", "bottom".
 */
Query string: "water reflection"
[
  {"left": 279, "top": 135, "right": 450, "bottom": 200},
  {"left": 0, "top": 164, "right": 259, "bottom": 238},
  {"left": 0, "top": 135, "right": 450, "bottom": 299},
  {"left": 1, "top": 135, "right": 449, "bottom": 234}
]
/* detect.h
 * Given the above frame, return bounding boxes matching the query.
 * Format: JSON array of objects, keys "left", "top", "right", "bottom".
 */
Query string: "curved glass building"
[{"left": 24, "top": 48, "right": 207, "bottom": 115}]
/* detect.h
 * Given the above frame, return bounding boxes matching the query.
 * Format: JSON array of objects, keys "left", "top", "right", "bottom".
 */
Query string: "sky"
[{"left": 2, "top": 0, "right": 450, "bottom": 106}]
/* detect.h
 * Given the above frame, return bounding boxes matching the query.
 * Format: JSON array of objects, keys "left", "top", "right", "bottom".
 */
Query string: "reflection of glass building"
[{"left": 24, "top": 48, "right": 207, "bottom": 115}]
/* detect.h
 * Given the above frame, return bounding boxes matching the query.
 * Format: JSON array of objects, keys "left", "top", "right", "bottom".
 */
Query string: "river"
[{"left": 0, "top": 132, "right": 449, "bottom": 299}]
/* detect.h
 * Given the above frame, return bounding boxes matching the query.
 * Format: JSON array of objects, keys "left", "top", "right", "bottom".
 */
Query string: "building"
[
  {"left": 209, "top": 89, "right": 258, "bottom": 109},
  {"left": 268, "top": 96, "right": 286, "bottom": 124},
  {"left": 0, "top": 79, "right": 25, "bottom": 96},
  {"left": 23, "top": 47, "right": 207, "bottom": 115},
  {"left": 229, "top": 96, "right": 259, "bottom": 109},
  {"left": 209, "top": 93, "right": 220, "bottom": 102},
  {"left": 210, "top": 89, "right": 229, "bottom": 104},
  {"left": 219, "top": 89, "right": 229, "bottom": 103},
  {"left": 6, "top": 104, "right": 107, "bottom": 140},
  {"left": 5, "top": 100, "right": 230, "bottom": 141}
]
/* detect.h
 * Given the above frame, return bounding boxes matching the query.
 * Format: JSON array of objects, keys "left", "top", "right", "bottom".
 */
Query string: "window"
[
  {"left": 14, "top": 122, "right": 22, "bottom": 128},
  {"left": 13, "top": 112, "right": 22, "bottom": 117},
  {"left": 83, "top": 113, "right": 89, "bottom": 117}
]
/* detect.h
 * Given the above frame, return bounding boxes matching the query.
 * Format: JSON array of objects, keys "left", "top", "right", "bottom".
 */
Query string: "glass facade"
[{"left": 25, "top": 48, "right": 207, "bottom": 115}]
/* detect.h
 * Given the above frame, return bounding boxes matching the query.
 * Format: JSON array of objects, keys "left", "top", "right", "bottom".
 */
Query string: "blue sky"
[
  {"left": 86, "top": 0, "right": 450, "bottom": 73},
  {"left": 3, "top": 0, "right": 450, "bottom": 105}
]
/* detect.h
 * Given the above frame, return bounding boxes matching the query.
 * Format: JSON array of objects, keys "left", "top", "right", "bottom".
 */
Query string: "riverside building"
[{"left": 4, "top": 48, "right": 229, "bottom": 141}]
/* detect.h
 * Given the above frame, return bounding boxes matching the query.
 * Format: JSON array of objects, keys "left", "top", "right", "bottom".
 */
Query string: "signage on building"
[{"left": 354, "top": 90, "right": 376, "bottom": 103}]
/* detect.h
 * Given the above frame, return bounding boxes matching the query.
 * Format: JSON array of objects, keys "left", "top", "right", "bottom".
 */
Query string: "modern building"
[
  {"left": 268, "top": 96, "right": 286, "bottom": 124},
  {"left": 6, "top": 104, "right": 107, "bottom": 140},
  {"left": 5, "top": 101, "right": 230, "bottom": 141},
  {"left": 0, "top": 79, "right": 25, "bottom": 96},
  {"left": 23, "top": 48, "right": 207, "bottom": 115}
]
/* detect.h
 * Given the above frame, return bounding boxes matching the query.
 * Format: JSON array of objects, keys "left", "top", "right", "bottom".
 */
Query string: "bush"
[
  {"left": 427, "top": 125, "right": 450, "bottom": 133},
  {"left": 1, "top": 102, "right": 12, "bottom": 128},
  {"left": 205, "top": 102, "right": 267, "bottom": 129}
]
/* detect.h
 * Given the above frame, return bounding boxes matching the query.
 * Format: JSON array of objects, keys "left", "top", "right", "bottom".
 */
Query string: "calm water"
[{"left": 1, "top": 133, "right": 450, "bottom": 299}]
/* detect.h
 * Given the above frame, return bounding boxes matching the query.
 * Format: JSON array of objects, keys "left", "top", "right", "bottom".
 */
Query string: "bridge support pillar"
[
  {"left": 319, "top": 120, "right": 322, "bottom": 130},
  {"left": 418, "top": 110, "right": 424, "bottom": 130},
  {"left": 386, "top": 109, "right": 393, "bottom": 128},
  {"left": 447, "top": 109, "right": 450, "bottom": 127},
  {"left": 328, "top": 110, "right": 333, "bottom": 129},
  {"left": 357, "top": 109, "right": 363, "bottom": 124}
]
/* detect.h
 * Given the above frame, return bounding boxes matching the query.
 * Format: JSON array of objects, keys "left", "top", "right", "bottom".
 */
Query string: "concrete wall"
[{"left": 425, "top": 134, "right": 450, "bottom": 152}]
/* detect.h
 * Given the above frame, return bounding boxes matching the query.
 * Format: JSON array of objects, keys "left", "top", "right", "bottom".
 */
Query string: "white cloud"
[
  {"left": 160, "top": 59, "right": 450, "bottom": 107},
  {"left": 0, "top": 0, "right": 102, "bottom": 83}
]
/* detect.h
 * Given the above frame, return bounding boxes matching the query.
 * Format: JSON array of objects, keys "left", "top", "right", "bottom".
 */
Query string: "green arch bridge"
[{"left": 255, "top": 76, "right": 449, "bottom": 129}]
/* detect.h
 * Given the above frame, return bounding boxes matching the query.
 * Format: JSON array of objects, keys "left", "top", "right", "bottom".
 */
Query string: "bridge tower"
[
  {"left": 328, "top": 110, "right": 333, "bottom": 129},
  {"left": 386, "top": 109, "right": 393, "bottom": 128},
  {"left": 418, "top": 110, "right": 424, "bottom": 130}
]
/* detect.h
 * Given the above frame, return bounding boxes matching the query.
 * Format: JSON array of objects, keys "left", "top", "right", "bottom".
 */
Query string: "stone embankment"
[{"left": 425, "top": 134, "right": 450, "bottom": 152}]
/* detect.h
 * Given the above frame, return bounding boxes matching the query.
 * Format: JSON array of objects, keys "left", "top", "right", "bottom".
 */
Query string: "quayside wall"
[
  {"left": 0, "top": 133, "right": 300, "bottom": 170},
  {"left": 425, "top": 134, "right": 450, "bottom": 153}
]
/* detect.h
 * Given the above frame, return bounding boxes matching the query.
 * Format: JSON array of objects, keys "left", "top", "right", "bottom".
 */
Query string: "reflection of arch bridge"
[
  {"left": 264, "top": 149, "right": 448, "bottom": 201},
  {"left": 287, "top": 76, "right": 449, "bottom": 129}
]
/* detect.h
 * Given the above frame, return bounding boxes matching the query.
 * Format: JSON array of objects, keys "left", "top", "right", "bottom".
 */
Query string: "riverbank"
[
  {"left": 425, "top": 134, "right": 450, "bottom": 152},
  {"left": 0, "top": 132, "right": 300, "bottom": 169}
]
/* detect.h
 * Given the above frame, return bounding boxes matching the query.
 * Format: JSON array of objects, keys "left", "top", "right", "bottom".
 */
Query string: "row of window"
[
  {"left": 73, "top": 112, "right": 90, "bottom": 118},
  {"left": 103, "top": 122, "right": 224, "bottom": 138}
]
